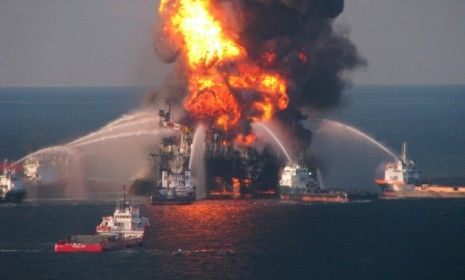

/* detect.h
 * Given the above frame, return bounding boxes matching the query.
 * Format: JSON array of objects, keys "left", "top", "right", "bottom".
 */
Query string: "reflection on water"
[{"left": 2, "top": 199, "right": 465, "bottom": 279}]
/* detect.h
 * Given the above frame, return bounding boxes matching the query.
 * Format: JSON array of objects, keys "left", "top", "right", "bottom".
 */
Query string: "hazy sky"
[
  {"left": 338, "top": 0, "right": 465, "bottom": 85},
  {"left": 1, "top": 0, "right": 464, "bottom": 86}
]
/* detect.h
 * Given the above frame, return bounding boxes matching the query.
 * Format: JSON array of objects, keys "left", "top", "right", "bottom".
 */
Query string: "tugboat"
[
  {"left": 0, "top": 160, "right": 26, "bottom": 203},
  {"left": 150, "top": 101, "right": 196, "bottom": 205},
  {"left": 54, "top": 188, "right": 149, "bottom": 253},
  {"left": 279, "top": 162, "right": 349, "bottom": 203}
]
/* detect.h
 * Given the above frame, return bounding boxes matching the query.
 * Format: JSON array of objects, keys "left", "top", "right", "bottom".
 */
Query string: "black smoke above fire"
[
  {"left": 151, "top": 0, "right": 365, "bottom": 136},
  {"left": 236, "top": 0, "right": 365, "bottom": 110}
]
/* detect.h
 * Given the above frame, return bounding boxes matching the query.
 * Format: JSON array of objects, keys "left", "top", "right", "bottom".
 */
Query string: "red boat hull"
[
  {"left": 54, "top": 237, "right": 143, "bottom": 253},
  {"left": 54, "top": 242, "right": 104, "bottom": 253}
]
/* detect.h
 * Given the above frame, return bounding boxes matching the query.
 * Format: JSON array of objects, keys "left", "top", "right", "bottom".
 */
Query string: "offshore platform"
[{"left": 130, "top": 100, "right": 283, "bottom": 200}]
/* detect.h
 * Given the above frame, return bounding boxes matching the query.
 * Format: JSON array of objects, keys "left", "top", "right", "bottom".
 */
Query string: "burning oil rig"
[
  {"left": 130, "top": 100, "right": 285, "bottom": 201},
  {"left": 203, "top": 130, "right": 281, "bottom": 198},
  {"left": 129, "top": 0, "right": 364, "bottom": 200}
]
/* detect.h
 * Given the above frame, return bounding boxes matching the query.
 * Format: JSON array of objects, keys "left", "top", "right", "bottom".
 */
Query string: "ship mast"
[
  {"left": 2, "top": 159, "right": 7, "bottom": 175},
  {"left": 401, "top": 142, "right": 407, "bottom": 165},
  {"left": 119, "top": 185, "right": 127, "bottom": 209}
]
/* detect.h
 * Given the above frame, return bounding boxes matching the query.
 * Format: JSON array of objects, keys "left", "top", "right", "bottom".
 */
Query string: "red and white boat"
[
  {"left": 95, "top": 196, "right": 150, "bottom": 238},
  {"left": 55, "top": 193, "right": 150, "bottom": 253}
]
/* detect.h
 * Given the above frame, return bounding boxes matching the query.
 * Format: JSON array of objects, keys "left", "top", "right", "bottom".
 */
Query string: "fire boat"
[{"left": 54, "top": 189, "right": 149, "bottom": 253}]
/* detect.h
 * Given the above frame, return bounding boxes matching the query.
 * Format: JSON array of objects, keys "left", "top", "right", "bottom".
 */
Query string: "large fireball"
[{"left": 159, "top": 0, "right": 289, "bottom": 141}]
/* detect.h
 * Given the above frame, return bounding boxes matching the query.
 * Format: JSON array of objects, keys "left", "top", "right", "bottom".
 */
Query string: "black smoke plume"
[
  {"left": 152, "top": 0, "right": 365, "bottom": 137},
  {"left": 236, "top": 0, "right": 366, "bottom": 110}
]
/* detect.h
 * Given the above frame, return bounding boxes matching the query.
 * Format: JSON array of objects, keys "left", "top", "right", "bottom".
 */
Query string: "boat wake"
[
  {"left": 0, "top": 248, "right": 45, "bottom": 253},
  {"left": 145, "top": 248, "right": 237, "bottom": 256}
]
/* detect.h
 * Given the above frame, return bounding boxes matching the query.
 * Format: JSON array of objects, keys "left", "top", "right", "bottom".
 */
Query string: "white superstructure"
[
  {"left": 379, "top": 142, "right": 421, "bottom": 191},
  {"left": 159, "top": 170, "right": 194, "bottom": 197},
  {"left": 0, "top": 161, "right": 26, "bottom": 202},
  {"left": 96, "top": 196, "right": 149, "bottom": 239},
  {"left": 279, "top": 163, "right": 319, "bottom": 193}
]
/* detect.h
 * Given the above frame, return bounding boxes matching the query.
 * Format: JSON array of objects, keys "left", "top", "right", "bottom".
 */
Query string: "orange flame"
[
  {"left": 234, "top": 133, "right": 257, "bottom": 146},
  {"left": 184, "top": 72, "right": 241, "bottom": 130},
  {"left": 160, "top": 0, "right": 243, "bottom": 68},
  {"left": 232, "top": 177, "right": 241, "bottom": 188},
  {"left": 159, "top": 0, "right": 290, "bottom": 142}
]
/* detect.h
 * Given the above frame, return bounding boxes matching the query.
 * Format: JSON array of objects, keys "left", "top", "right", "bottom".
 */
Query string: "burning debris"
[{"left": 140, "top": 0, "right": 365, "bottom": 197}]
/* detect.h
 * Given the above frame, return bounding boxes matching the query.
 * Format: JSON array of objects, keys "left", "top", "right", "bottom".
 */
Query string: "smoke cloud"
[{"left": 153, "top": 0, "right": 365, "bottom": 129}]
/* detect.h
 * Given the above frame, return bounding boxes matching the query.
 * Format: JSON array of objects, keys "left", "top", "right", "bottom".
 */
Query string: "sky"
[{"left": 0, "top": 0, "right": 464, "bottom": 87}]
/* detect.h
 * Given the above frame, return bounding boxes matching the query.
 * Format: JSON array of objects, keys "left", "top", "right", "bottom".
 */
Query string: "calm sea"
[{"left": 1, "top": 85, "right": 465, "bottom": 279}]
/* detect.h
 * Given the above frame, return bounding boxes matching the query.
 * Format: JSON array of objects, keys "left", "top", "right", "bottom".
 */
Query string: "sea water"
[{"left": 1, "top": 85, "right": 465, "bottom": 279}]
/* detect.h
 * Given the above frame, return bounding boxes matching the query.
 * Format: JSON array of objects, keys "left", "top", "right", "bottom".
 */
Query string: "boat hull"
[
  {"left": 54, "top": 238, "right": 143, "bottom": 253},
  {"left": 150, "top": 191, "right": 196, "bottom": 205},
  {"left": 280, "top": 194, "right": 348, "bottom": 203},
  {"left": 381, "top": 187, "right": 465, "bottom": 199},
  {"left": 346, "top": 191, "right": 379, "bottom": 201},
  {"left": 0, "top": 190, "right": 26, "bottom": 203},
  {"left": 54, "top": 242, "right": 104, "bottom": 253}
]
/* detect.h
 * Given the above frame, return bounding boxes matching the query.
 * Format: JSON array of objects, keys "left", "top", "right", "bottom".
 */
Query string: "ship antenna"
[{"left": 122, "top": 185, "right": 127, "bottom": 208}]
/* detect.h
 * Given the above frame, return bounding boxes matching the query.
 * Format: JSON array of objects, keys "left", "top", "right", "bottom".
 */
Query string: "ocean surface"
[{"left": 2, "top": 85, "right": 465, "bottom": 279}]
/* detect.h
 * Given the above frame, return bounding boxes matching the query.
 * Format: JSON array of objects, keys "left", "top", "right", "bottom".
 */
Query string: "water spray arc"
[
  {"left": 255, "top": 123, "right": 293, "bottom": 163},
  {"left": 68, "top": 112, "right": 158, "bottom": 146},
  {"left": 14, "top": 111, "right": 173, "bottom": 198},
  {"left": 70, "top": 129, "right": 169, "bottom": 148},
  {"left": 321, "top": 119, "right": 399, "bottom": 160},
  {"left": 14, "top": 146, "right": 78, "bottom": 165},
  {"left": 189, "top": 125, "right": 207, "bottom": 199}
]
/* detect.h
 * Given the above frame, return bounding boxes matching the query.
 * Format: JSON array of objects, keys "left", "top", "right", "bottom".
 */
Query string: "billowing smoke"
[
  {"left": 152, "top": 0, "right": 365, "bottom": 139},
  {"left": 237, "top": 0, "right": 364, "bottom": 108}
]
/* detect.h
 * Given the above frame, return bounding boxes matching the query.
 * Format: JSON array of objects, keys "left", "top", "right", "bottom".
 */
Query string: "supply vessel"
[
  {"left": 0, "top": 160, "right": 26, "bottom": 203},
  {"left": 54, "top": 190, "right": 149, "bottom": 253},
  {"left": 376, "top": 142, "right": 465, "bottom": 198},
  {"left": 279, "top": 162, "right": 349, "bottom": 203}
]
